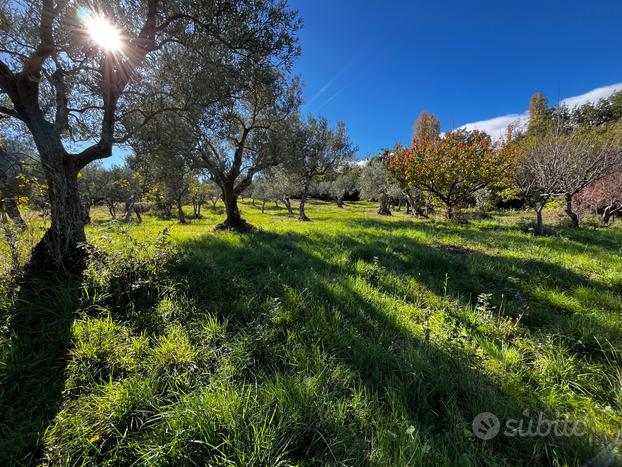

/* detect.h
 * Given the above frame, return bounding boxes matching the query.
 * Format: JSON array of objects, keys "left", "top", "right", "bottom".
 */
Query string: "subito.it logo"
[{"left": 472, "top": 412, "right": 501, "bottom": 440}]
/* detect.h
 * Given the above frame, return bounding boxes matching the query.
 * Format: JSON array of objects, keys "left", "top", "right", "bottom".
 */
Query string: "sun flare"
[{"left": 84, "top": 14, "right": 122, "bottom": 51}]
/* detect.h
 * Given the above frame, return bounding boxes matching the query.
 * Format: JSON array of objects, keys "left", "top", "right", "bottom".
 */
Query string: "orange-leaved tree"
[{"left": 388, "top": 127, "right": 511, "bottom": 220}]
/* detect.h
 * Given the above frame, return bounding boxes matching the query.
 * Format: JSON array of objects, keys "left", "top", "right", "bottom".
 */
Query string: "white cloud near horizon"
[
  {"left": 559, "top": 83, "right": 622, "bottom": 108},
  {"left": 459, "top": 112, "right": 529, "bottom": 139},
  {"left": 457, "top": 82, "right": 622, "bottom": 139}
]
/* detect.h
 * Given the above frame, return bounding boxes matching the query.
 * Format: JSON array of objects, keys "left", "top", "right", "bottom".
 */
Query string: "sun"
[{"left": 83, "top": 14, "right": 122, "bottom": 51}]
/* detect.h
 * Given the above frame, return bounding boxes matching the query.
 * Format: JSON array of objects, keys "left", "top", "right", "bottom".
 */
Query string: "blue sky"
[
  {"left": 290, "top": 0, "right": 622, "bottom": 157},
  {"left": 104, "top": 0, "right": 622, "bottom": 165}
]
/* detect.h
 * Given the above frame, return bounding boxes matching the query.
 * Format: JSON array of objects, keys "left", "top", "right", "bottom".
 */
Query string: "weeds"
[
  {"left": 1, "top": 202, "right": 621, "bottom": 465},
  {"left": 81, "top": 227, "right": 179, "bottom": 317}
]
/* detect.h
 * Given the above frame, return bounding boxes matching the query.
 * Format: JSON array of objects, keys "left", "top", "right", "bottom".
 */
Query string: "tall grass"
[{"left": 1, "top": 201, "right": 621, "bottom": 465}]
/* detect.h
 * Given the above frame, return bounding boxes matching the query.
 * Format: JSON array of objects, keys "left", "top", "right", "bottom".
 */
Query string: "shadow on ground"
[
  {"left": 0, "top": 275, "right": 80, "bottom": 465},
  {"left": 175, "top": 226, "right": 610, "bottom": 464},
  {"left": 339, "top": 217, "right": 622, "bottom": 347}
]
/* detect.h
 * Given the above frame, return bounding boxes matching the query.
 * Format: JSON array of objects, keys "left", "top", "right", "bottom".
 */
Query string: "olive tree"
[
  {"left": 0, "top": 0, "right": 302, "bottom": 269},
  {"left": 249, "top": 175, "right": 275, "bottom": 214},
  {"left": 0, "top": 1, "right": 177, "bottom": 269},
  {"left": 359, "top": 155, "right": 402, "bottom": 216},
  {"left": 287, "top": 115, "right": 355, "bottom": 221},
  {"left": 0, "top": 141, "right": 27, "bottom": 229},
  {"left": 258, "top": 165, "right": 301, "bottom": 216},
  {"left": 101, "top": 166, "right": 133, "bottom": 220},
  {"left": 191, "top": 71, "right": 301, "bottom": 230},
  {"left": 78, "top": 163, "right": 126, "bottom": 221},
  {"left": 318, "top": 167, "right": 357, "bottom": 208},
  {"left": 131, "top": 2, "right": 301, "bottom": 231},
  {"left": 189, "top": 176, "right": 219, "bottom": 218},
  {"left": 131, "top": 113, "right": 199, "bottom": 224}
]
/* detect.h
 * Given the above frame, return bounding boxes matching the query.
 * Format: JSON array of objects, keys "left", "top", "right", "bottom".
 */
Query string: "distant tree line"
[
  {"left": 1, "top": 0, "right": 622, "bottom": 272},
  {"left": 0, "top": 0, "right": 359, "bottom": 272},
  {"left": 386, "top": 91, "right": 622, "bottom": 234}
]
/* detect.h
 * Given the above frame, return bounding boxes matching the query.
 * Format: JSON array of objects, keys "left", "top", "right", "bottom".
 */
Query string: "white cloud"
[
  {"left": 560, "top": 82, "right": 622, "bottom": 108},
  {"left": 457, "top": 82, "right": 622, "bottom": 139},
  {"left": 459, "top": 113, "right": 528, "bottom": 140}
]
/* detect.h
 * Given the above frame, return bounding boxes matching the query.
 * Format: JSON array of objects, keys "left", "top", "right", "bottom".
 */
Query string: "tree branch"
[
  {"left": 76, "top": 0, "right": 160, "bottom": 170},
  {"left": 0, "top": 105, "right": 20, "bottom": 119},
  {"left": 0, "top": 59, "right": 16, "bottom": 98}
]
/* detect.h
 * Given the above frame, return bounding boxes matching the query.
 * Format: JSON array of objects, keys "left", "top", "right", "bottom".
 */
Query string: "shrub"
[{"left": 81, "top": 228, "right": 179, "bottom": 316}]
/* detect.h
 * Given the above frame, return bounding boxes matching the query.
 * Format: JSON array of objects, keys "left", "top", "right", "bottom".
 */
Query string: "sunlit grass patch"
[{"left": 2, "top": 201, "right": 622, "bottom": 465}]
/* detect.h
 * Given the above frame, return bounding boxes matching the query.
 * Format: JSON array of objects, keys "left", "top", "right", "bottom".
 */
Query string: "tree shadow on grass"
[
  {"left": 333, "top": 221, "right": 622, "bottom": 352},
  {"left": 345, "top": 215, "right": 622, "bottom": 260},
  {"left": 0, "top": 276, "right": 80, "bottom": 465},
  {"left": 175, "top": 230, "right": 606, "bottom": 465}
]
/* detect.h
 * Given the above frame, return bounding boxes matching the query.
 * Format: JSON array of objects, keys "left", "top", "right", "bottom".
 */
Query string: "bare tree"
[
  {"left": 514, "top": 125, "right": 622, "bottom": 232},
  {"left": 553, "top": 125, "right": 622, "bottom": 227},
  {"left": 600, "top": 172, "right": 622, "bottom": 225},
  {"left": 513, "top": 135, "right": 565, "bottom": 235},
  {"left": 575, "top": 170, "right": 622, "bottom": 225}
]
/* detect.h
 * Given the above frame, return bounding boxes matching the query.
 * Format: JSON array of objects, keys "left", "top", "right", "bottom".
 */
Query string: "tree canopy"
[{"left": 389, "top": 124, "right": 510, "bottom": 219}]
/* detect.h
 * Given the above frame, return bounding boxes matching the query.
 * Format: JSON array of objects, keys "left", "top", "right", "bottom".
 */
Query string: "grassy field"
[{"left": 1, "top": 200, "right": 621, "bottom": 465}]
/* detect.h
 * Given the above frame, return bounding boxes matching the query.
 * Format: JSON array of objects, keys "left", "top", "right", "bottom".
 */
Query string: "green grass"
[{"left": 1, "top": 200, "right": 622, "bottom": 465}]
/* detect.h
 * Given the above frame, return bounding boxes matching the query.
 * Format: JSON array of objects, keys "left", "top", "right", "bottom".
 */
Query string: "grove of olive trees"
[{"left": 2, "top": 3, "right": 622, "bottom": 467}]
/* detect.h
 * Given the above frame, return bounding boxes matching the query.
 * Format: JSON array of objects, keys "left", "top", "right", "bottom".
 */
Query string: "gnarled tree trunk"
[
  {"left": 124, "top": 198, "right": 142, "bottom": 223},
  {"left": 30, "top": 157, "right": 87, "bottom": 272},
  {"left": 2, "top": 198, "right": 26, "bottom": 231},
  {"left": 602, "top": 204, "right": 621, "bottom": 225},
  {"left": 177, "top": 200, "right": 189, "bottom": 224},
  {"left": 445, "top": 204, "right": 454, "bottom": 220},
  {"left": 336, "top": 195, "right": 344, "bottom": 208},
  {"left": 282, "top": 198, "right": 294, "bottom": 217},
  {"left": 107, "top": 201, "right": 117, "bottom": 219},
  {"left": 564, "top": 193, "right": 579, "bottom": 227},
  {"left": 405, "top": 190, "right": 425, "bottom": 218},
  {"left": 218, "top": 181, "right": 251, "bottom": 230},
  {"left": 377, "top": 195, "right": 392, "bottom": 216},
  {"left": 298, "top": 182, "right": 311, "bottom": 221},
  {"left": 193, "top": 202, "right": 202, "bottom": 219}
]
